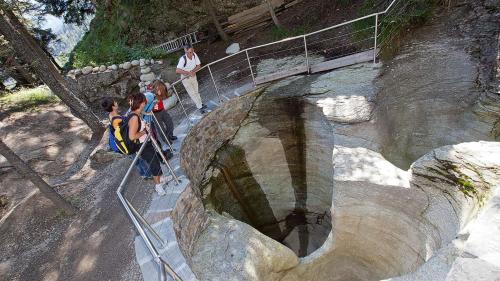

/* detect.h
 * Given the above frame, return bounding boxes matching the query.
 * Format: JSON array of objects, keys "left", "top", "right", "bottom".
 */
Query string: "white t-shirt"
[{"left": 177, "top": 53, "right": 201, "bottom": 75}]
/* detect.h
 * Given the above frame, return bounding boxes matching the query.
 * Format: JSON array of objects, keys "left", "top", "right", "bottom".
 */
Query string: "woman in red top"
[{"left": 151, "top": 80, "right": 176, "bottom": 142}]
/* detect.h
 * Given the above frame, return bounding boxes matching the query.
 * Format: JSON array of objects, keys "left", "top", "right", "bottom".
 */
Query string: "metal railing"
[
  {"left": 118, "top": 0, "right": 414, "bottom": 280},
  {"left": 165, "top": 0, "right": 413, "bottom": 122},
  {"left": 116, "top": 117, "right": 183, "bottom": 281},
  {"left": 152, "top": 32, "right": 200, "bottom": 54}
]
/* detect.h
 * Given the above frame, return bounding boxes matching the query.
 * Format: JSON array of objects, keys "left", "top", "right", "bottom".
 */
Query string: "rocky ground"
[
  {"left": 170, "top": 0, "right": 500, "bottom": 280},
  {"left": 0, "top": 103, "right": 147, "bottom": 281}
]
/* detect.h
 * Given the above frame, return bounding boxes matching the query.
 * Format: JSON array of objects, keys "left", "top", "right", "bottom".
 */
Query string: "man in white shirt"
[{"left": 176, "top": 44, "right": 206, "bottom": 113}]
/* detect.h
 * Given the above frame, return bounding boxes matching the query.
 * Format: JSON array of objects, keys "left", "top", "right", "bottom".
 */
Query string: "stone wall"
[
  {"left": 172, "top": 89, "right": 262, "bottom": 265},
  {"left": 64, "top": 59, "right": 178, "bottom": 109}
]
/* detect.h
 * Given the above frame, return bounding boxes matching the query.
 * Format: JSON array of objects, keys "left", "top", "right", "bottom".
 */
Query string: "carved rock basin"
[{"left": 172, "top": 80, "right": 500, "bottom": 281}]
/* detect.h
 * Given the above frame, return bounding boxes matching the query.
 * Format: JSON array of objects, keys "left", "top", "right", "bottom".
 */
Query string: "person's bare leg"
[{"left": 153, "top": 176, "right": 160, "bottom": 184}]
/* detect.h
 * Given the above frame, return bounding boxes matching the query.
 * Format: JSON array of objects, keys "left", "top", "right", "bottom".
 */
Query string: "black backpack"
[
  {"left": 112, "top": 113, "right": 141, "bottom": 155},
  {"left": 181, "top": 53, "right": 197, "bottom": 67}
]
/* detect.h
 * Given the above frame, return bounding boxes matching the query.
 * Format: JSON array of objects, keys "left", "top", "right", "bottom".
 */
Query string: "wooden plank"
[
  {"left": 229, "top": 8, "right": 269, "bottom": 25},
  {"left": 310, "top": 49, "right": 377, "bottom": 73},
  {"left": 255, "top": 65, "right": 308, "bottom": 85},
  {"left": 230, "top": 0, "right": 283, "bottom": 22},
  {"left": 285, "top": 0, "right": 302, "bottom": 8},
  {"left": 228, "top": 0, "right": 284, "bottom": 23}
]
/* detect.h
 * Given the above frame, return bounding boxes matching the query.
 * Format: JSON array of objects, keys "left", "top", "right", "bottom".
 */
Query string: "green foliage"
[
  {"left": 377, "top": 0, "right": 436, "bottom": 58},
  {"left": 65, "top": 3, "right": 176, "bottom": 69},
  {"left": 270, "top": 25, "right": 309, "bottom": 41},
  {"left": 37, "top": 0, "right": 96, "bottom": 25},
  {"left": 457, "top": 177, "right": 476, "bottom": 198},
  {"left": 353, "top": 0, "right": 377, "bottom": 40},
  {"left": 0, "top": 86, "right": 59, "bottom": 113}
]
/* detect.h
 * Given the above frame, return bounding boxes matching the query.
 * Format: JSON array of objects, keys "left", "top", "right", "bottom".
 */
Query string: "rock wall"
[
  {"left": 202, "top": 82, "right": 335, "bottom": 257},
  {"left": 375, "top": 0, "right": 499, "bottom": 168},
  {"left": 173, "top": 89, "right": 262, "bottom": 261},
  {"left": 64, "top": 59, "right": 178, "bottom": 109}
]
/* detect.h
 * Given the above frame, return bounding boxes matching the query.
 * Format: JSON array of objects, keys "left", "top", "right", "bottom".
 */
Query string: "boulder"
[
  {"left": 163, "top": 94, "right": 178, "bottom": 110},
  {"left": 68, "top": 70, "right": 75, "bottom": 75},
  {"left": 225, "top": 43, "right": 240, "bottom": 54},
  {"left": 139, "top": 87, "right": 146, "bottom": 93},
  {"left": 82, "top": 66, "right": 93, "bottom": 75},
  {"left": 140, "top": 72, "right": 155, "bottom": 82},
  {"left": 99, "top": 65, "right": 106, "bottom": 72},
  {"left": 156, "top": 60, "right": 163, "bottom": 65},
  {"left": 90, "top": 149, "right": 125, "bottom": 165},
  {"left": 140, "top": 67, "right": 151, "bottom": 74},
  {"left": 92, "top": 66, "right": 99, "bottom": 73},
  {"left": 74, "top": 69, "right": 82, "bottom": 76},
  {"left": 122, "top": 62, "right": 132, "bottom": 70},
  {"left": 139, "top": 59, "right": 145, "bottom": 66},
  {"left": 108, "top": 64, "right": 118, "bottom": 70},
  {"left": 131, "top": 60, "right": 139, "bottom": 66},
  {"left": 150, "top": 59, "right": 155, "bottom": 65}
]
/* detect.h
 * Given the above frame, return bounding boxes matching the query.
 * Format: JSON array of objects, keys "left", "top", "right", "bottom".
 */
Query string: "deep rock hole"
[{"left": 203, "top": 96, "right": 334, "bottom": 257}]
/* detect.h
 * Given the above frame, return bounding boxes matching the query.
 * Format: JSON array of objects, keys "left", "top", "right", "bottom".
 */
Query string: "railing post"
[
  {"left": 149, "top": 130, "right": 181, "bottom": 185},
  {"left": 245, "top": 50, "right": 256, "bottom": 85},
  {"left": 171, "top": 84, "right": 190, "bottom": 120},
  {"left": 208, "top": 65, "right": 223, "bottom": 103},
  {"left": 373, "top": 13, "right": 378, "bottom": 64},
  {"left": 303, "top": 35, "right": 310, "bottom": 73},
  {"left": 152, "top": 113, "right": 174, "bottom": 152}
]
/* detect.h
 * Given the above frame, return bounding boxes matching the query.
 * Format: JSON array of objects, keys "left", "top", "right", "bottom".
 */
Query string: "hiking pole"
[{"left": 147, "top": 127, "right": 180, "bottom": 185}]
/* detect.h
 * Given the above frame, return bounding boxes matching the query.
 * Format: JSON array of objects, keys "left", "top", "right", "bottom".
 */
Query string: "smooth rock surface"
[
  {"left": 225, "top": 43, "right": 240, "bottom": 54},
  {"left": 81, "top": 66, "right": 92, "bottom": 75},
  {"left": 140, "top": 73, "right": 155, "bottom": 82}
]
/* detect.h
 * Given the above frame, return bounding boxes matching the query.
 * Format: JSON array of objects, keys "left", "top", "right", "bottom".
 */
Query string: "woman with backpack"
[
  {"left": 151, "top": 80, "right": 177, "bottom": 142},
  {"left": 128, "top": 93, "right": 172, "bottom": 196},
  {"left": 101, "top": 97, "right": 153, "bottom": 180}
]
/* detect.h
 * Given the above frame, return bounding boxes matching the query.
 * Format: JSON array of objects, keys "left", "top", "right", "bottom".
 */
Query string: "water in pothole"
[{"left": 203, "top": 94, "right": 334, "bottom": 257}]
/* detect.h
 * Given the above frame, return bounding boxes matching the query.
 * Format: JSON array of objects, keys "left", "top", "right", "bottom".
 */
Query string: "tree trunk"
[
  {"left": 265, "top": 0, "right": 283, "bottom": 28},
  {"left": 0, "top": 140, "right": 76, "bottom": 215},
  {"left": 0, "top": 7, "right": 104, "bottom": 134},
  {"left": 204, "top": 0, "right": 230, "bottom": 42}
]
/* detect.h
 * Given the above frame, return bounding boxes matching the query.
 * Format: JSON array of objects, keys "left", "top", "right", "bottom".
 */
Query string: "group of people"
[{"left": 101, "top": 44, "right": 204, "bottom": 196}]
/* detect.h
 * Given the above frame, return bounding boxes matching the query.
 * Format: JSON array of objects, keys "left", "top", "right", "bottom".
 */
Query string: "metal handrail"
[
  {"left": 169, "top": 0, "right": 399, "bottom": 89},
  {"left": 116, "top": 133, "right": 182, "bottom": 281},
  {"left": 119, "top": 1, "right": 407, "bottom": 280}
]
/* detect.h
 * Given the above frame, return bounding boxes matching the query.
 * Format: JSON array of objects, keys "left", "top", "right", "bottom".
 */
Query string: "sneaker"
[
  {"left": 160, "top": 174, "right": 173, "bottom": 184},
  {"left": 199, "top": 108, "right": 207, "bottom": 114},
  {"left": 155, "top": 184, "right": 166, "bottom": 196},
  {"left": 162, "top": 149, "right": 173, "bottom": 160},
  {"left": 201, "top": 104, "right": 207, "bottom": 109},
  {"left": 161, "top": 143, "right": 169, "bottom": 151},
  {"left": 169, "top": 135, "right": 178, "bottom": 141}
]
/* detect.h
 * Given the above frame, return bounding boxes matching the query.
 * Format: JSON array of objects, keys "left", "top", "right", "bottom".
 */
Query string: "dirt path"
[
  {"left": 0, "top": 103, "right": 146, "bottom": 281},
  {"left": 196, "top": 0, "right": 366, "bottom": 63}
]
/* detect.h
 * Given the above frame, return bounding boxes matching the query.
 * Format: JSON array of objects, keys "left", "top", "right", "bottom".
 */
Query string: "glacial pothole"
[
  {"left": 203, "top": 95, "right": 334, "bottom": 257},
  {"left": 175, "top": 83, "right": 493, "bottom": 281}
]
